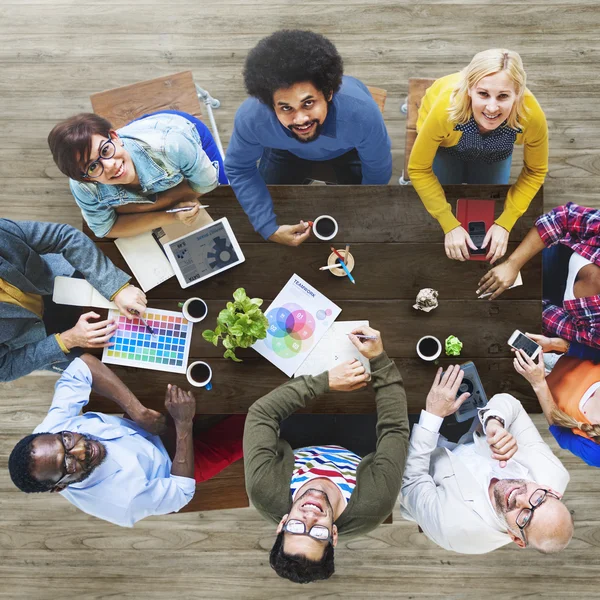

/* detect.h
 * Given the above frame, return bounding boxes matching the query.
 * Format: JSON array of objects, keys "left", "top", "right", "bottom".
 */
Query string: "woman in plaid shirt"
[{"left": 478, "top": 202, "right": 600, "bottom": 356}]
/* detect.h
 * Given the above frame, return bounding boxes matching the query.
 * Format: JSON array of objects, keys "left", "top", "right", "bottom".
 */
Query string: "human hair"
[
  {"left": 48, "top": 113, "right": 113, "bottom": 182},
  {"left": 551, "top": 408, "right": 600, "bottom": 443},
  {"left": 243, "top": 30, "right": 344, "bottom": 109},
  {"left": 269, "top": 531, "right": 335, "bottom": 583},
  {"left": 447, "top": 49, "right": 528, "bottom": 129},
  {"left": 8, "top": 433, "right": 55, "bottom": 493}
]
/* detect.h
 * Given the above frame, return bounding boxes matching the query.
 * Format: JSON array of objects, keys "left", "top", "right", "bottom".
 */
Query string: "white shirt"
[{"left": 34, "top": 358, "right": 196, "bottom": 527}]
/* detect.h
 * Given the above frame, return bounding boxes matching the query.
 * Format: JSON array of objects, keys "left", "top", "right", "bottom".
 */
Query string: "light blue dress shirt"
[{"left": 34, "top": 358, "right": 196, "bottom": 527}]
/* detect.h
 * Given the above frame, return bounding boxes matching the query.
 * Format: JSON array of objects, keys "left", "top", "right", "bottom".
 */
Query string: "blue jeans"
[
  {"left": 432, "top": 148, "right": 513, "bottom": 184},
  {"left": 258, "top": 148, "right": 362, "bottom": 184},
  {"left": 133, "top": 110, "right": 228, "bottom": 184}
]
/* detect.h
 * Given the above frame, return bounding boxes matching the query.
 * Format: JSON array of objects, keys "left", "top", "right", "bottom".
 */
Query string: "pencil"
[
  {"left": 165, "top": 205, "right": 210, "bottom": 213},
  {"left": 330, "top": 246, "right": 345, "bottom": 261},
  {"left": 344, "top": 244, "right": 350, "bottom": 263},
  {"left": 320, "top": 264, "right": 341, "bottom": 271}
]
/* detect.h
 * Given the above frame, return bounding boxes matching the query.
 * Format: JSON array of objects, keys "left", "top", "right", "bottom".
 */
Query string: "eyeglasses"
[
  {"left": 82, "top": 137, "right": 117, "bottom": 179},
  {"left": 515, "top": 488, "right": 560, "bottom": 546},
  {"left": 283, "top": 519, "right": 332, "bottom": 543},
  {"left": 53, "top": 431, "right": 80, "bottom": 488}
]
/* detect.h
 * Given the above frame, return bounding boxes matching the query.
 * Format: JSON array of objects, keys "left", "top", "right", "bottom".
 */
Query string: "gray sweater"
[
  {"left": 0, "top": 220, "right": 130, "bottom": 381},
  {"left": 243, "top": 352, "right": 409, "bottom": 538}
]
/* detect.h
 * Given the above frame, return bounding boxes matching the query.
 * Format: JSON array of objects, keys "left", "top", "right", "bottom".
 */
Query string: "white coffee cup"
[
  {"left": 180, "top": 297, "right": 208, "bottom": 323},
  {"left": 416, "top": 336, "right": 442, "bottom": 361},
  {"left": 312, "top": 215, "right": 339, "bottom": 241},
  {"left": 186, "top": 361, "right": 213, "bottom": 390}
]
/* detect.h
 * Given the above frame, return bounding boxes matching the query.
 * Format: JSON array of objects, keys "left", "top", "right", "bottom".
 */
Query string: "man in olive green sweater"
[{"left": 243, "top": 326, "right": 409, "bottom": 584}]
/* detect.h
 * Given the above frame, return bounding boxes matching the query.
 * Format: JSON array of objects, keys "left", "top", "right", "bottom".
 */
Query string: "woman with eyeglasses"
[
  {"left": 48, "top": 110, "right": 227, "bottom": 238},
  {"left": 408, "top": 49, "right": 548, "bottom": 264},
  {"left": 513, "top": 347, "right": 600, "bottom": 467}
]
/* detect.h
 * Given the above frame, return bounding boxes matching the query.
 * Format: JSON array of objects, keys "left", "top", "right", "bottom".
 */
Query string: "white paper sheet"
[
  {"left": 52, "top": 276, "right": 116, "bottom": 309},
  {"left": 294, "top": 320, "right": 371, "bottom": 377},
  {"left": 252, "top": 274, "right": 342, "bottom": 377}
]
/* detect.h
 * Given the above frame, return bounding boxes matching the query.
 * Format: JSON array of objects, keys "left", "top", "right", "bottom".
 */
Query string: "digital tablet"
[{"left": 163, "top": 217, "right": 245, "bottom": 288}]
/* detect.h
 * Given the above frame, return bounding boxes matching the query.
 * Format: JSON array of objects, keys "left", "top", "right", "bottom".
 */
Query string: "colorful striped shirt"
[{"left": 290, "top": 445, "right": 361, "bottom": 506}]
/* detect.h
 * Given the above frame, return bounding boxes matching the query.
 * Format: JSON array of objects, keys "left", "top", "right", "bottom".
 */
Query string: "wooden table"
[{"left": 87, "top": 184, "right": 542, "bottom": 415}]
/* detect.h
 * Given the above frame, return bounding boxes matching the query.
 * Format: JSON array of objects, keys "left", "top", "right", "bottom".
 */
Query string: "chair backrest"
[
  {"left": 90, "top": 71, "right": 202, "bottom": 129},
  {"left": 404, "top": 77, "right": 435, "bottom": 175},
  {"left": 367, "top": 85, "right": 387, "bottom": 114}
]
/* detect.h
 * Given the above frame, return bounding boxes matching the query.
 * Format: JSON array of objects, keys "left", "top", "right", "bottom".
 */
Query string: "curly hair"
[
  {"left": 48, "top": 113, "right": 113, "bottom": 182},
  {"left": 8, "top": 433, "right": 55, "bottom": 493},
  {"left": 269, "top": 531, "right": 335, "bottom": 584},
  {"left": 243, "top": 30, "right": 344, "bottom": 108}
]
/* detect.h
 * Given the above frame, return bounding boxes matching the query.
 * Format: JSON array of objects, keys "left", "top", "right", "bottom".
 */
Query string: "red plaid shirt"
[{"left": 537, "top": 203, "right": 600, "bottom": 348}]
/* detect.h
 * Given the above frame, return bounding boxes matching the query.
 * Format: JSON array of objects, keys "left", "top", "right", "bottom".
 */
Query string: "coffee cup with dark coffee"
[
  {"left": 186, "top": 360, "right": 213, "bottom": 390},
  {"left": 416, "top": 336, "right": 442, "bottom": 361},
  {"left": 180, "top": 297, "right": 208, "bottom": 323},
  {"left": 312, "top": 215, "right": 338, "bottom": 241}
]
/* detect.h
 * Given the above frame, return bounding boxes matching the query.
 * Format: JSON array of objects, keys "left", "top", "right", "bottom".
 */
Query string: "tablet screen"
[{"left": 167, "top": 220, "right": 241, "bottom": 286}]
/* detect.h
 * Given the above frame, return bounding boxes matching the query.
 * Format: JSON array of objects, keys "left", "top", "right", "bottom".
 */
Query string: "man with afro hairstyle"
[{"left": 225, "top": 30, "right": 392, "bottom": 246}]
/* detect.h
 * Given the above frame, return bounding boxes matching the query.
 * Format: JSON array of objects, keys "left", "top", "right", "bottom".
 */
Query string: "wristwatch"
[{"left": 484, "top": 414, "right": 505, "bottom": 430}]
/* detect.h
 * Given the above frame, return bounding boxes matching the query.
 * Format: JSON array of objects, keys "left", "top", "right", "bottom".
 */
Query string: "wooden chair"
[
  {"left": 399, "top": 77, "right": 435, "bottom": 185},
  {"left": 90, "top": 71, "right": 224, "bottom": 158},
  {"left": 309, "top": 85, "right": 387, "bottom": 184}
]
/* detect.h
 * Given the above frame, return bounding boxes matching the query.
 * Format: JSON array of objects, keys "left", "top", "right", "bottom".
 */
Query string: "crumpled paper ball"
[{"left": 413, "top": 288, "right": 439, "bottom": 312}]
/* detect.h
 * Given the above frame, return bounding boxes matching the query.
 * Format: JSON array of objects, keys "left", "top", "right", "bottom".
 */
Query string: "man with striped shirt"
[{"left": 243, "top": 326, "right": 409, "bottom": 584}]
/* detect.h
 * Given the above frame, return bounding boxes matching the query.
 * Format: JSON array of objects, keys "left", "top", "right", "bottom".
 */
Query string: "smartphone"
[
  {"left": 468, "top": 221, "right": 487, "bottom": 255},
  {"left": 508, "top": 330, "right": 541, "bottom": 360}
]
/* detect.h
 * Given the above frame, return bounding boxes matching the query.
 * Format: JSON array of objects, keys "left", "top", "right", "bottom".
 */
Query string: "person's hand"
[
  {"left": 132, "top": 407, "right": 167, "bottom": 436},
  {"left": 482, "top": 224, "right": 510, "bottom": 265},
  {"left": 164, "top": 384, "right": 196, "bottom": 425},
  {"left": 513, "top": 348, "right": 547, "bottom": 391},
  {"left": 172, "top": 199, "right": 200, "bottom": 225},
  {"left": 524, "top": 332, "right": 570, "bottom": 354},
  {"left": 425, "top": 365, "right": 470, "bottom": 418},
  {"left": 60, "top": 311, "right": 118, "bottom": 349},
  {"left": 348, "top": 326, "right": 384, "bottom": 360},
  {"left": 485, "top": 418, "right": 518, "bottom": 467},
  {"left": 476, "top": 260, "right": 519, "bottom": 300},
  {"left": 444, "top": 226, "right": 478, "bottom": 261},
  {"left": 113, "top": 285, "right": 147, "bottom": 319},
  {"left": 268, "top": 222, "right": 311, "bottom": 247},
  {"left": 328, "top": 359, "right": 370, "bottom": 392}
]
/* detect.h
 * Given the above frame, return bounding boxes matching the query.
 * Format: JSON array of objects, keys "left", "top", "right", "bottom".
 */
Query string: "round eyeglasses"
[
  {"left": 283, "top": 519, "right": 332, "bottom": 543},
  {"left": 515, "top": 488, "right": 560, "bottom": 546},
  {"left": 82, "top": 137, "right": 117, "bottom": 179}
]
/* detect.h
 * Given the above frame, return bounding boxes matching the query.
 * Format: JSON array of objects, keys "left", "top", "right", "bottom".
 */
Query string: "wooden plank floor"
[{"left": 2, "top": 1, "right": 600, "bottom": 598}]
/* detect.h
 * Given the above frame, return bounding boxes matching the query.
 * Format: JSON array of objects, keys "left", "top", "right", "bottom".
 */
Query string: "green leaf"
[
  {"left": 222, "top": 336, "right": 235, "bottom": 349},
  {"left": 224, "top": 348, "right": 242, "bottom": 362},
  {"left": 233, "top": 288, "right": 247, "bottom": 304},
  {"left": 202, "top": 330, "right": 216, "bottom": 343},
  {"left": 250, "top": 297, "right": 263, "bottom": 307}
]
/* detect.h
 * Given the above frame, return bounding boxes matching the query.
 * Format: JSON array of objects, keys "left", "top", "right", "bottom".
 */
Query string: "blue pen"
[{"left": 336, "top": 258, "right": 356, "bottom": 284}]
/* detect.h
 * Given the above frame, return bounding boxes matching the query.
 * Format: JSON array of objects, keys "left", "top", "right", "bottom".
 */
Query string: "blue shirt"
[
  {"left": 33, "top": 358, "right": 195, "bottom": 526},
  {"left": 224, "top": 76, "right": 392, "bottom": 239},
  {"left": 549, "top": 425, "right": 600, "bottom": 467},
  {"left": 69, "top": 113, "right": 219, "bottom": 237}
]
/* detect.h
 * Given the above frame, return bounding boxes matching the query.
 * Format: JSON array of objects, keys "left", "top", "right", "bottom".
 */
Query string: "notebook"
[{"left": 52, "top": 276, "right": 116, "bottom": 309}]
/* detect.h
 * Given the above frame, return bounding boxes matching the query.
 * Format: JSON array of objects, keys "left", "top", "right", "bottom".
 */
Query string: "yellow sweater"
[{"left": 408, "top": 72, "right": 548, "bottom": 233}]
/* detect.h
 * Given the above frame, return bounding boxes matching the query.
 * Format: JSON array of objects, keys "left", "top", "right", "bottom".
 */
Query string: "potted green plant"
[{"left": 202, "top": 288, "right": 269, "bottom": 362}]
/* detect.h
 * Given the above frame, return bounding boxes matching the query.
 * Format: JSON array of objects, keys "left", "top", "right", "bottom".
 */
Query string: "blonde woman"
[
  {"left": 408, "top": 49, "right": 548, "bottom": 263},
  {"left": 514, "top": 347, "right": 600, "bottom": 467}
]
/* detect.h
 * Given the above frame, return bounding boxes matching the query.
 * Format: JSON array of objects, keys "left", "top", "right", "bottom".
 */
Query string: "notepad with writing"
[
  {"left": 294, "top": 320, "right": 371, "bottom": 378},
  {"left": 52, "top": 276, "right": 117, "bottom": 309}
]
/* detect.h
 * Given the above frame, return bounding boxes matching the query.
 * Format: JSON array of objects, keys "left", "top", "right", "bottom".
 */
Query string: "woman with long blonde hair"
[
  {"left": 408, "top": 49, "right": 548, "bottom": 264},
  {"left": 514, "top": 346, "right": 600, "bottom": 467}
]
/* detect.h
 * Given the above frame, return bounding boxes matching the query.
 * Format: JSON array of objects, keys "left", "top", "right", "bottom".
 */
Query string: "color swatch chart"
[{"left": 102, "top": 308, "right": 192, "bottom": 374}]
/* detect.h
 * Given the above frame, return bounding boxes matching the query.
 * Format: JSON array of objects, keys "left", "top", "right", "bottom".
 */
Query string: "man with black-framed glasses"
[
  {"left": 8, "top": 353, "right": 245, "bottom": 526},
  {"left": 243, "top": 326, "right": 409, "bottom": 583},
  {"left": 400, "top": 366, "right": 573, "bottom": 554}
]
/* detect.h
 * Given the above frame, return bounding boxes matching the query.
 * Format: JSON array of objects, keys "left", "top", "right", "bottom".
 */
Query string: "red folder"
[{"left": 456, "top": 199, "right": 496, "bottom": 261}]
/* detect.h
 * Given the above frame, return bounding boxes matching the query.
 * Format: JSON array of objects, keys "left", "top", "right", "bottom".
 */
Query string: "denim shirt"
[{"left": 69, "top": 113, "right": 219, "bottom": 237}]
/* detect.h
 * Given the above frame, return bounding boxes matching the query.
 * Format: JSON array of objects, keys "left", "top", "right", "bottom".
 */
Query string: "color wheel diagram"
[{"left": 263, "top": 303, "right": 333, "bottom": 359}]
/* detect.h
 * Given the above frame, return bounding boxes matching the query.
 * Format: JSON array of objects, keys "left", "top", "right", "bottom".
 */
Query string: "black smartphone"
[{"left": 468, "top": 221, "right": 486, "bottom": 255}]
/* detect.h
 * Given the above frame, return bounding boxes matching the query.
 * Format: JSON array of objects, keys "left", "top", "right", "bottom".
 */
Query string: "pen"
[
  {"left": 130, "top": 309, "right": 155, "bottom": 335},
  {"left": 320, "top": 264, "right": 341, "bottom": 271},
  {"left": 347, "top": 333, "right": 378, "bottom": 340},
  {"left": 165, "top": 205, "right": 210, "bottom": 213}
]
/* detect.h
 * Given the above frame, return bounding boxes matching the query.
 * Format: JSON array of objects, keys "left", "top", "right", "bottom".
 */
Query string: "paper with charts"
[
  {"left": 294, "top": 320, "right": 371, "bottom": 378},
  {"left": 102, "top": 307, "right": 193, "bottom": 374},
  {"left": 252, "top": 274, "right": 342, "bottom": 377}
]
